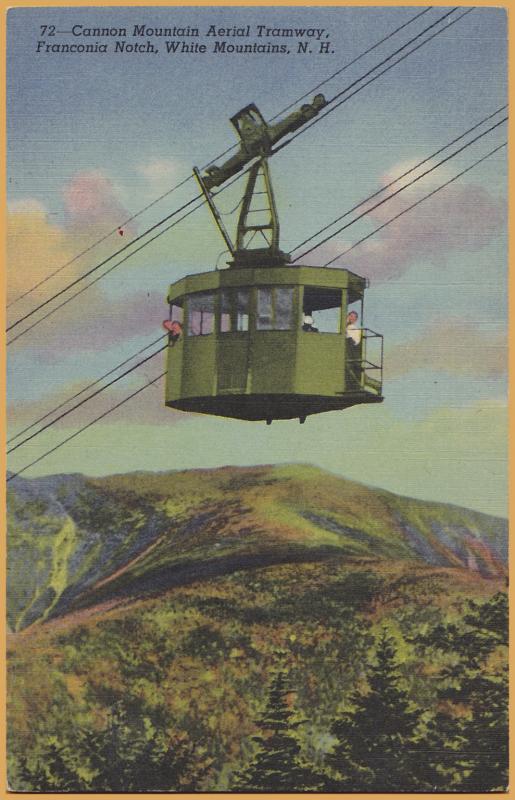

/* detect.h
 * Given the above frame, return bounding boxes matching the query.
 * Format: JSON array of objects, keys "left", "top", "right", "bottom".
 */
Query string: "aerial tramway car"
[{"left": 164, "top": 97, "right": 383, "bottom": 424}]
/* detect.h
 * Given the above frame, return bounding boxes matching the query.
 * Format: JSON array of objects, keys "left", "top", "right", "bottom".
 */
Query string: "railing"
[{"left": 346, "top": 328, "right": 383, "bottom": 395}]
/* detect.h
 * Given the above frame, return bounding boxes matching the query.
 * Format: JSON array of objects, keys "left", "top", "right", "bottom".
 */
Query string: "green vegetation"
[
  {"left": 326, "top": 630, "right": 423, "bottom": 791},
  {"left": 232, "top": 664, "right": 324, "bottom": 791},
  {"left": 7, "top": 466, "right": 508, "bottom": 792},
  {"left": 8, "top": 566, "right": 507, "bottom": 792}
]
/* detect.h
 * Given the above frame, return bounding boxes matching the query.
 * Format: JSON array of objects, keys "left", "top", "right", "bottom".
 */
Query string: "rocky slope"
[{"left": 7, "top": 464, "right": 507, "bottom": 631}]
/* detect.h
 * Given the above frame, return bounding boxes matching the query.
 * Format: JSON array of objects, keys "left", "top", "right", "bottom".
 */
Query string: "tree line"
[{"left": 11, "top": 592, "right": 507, "bottom": 792}]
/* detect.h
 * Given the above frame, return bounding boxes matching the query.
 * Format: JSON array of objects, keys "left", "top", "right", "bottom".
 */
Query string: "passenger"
[
  {"left": 346, "top": 311, "right": 362, "bottom": 345},
  {"left": 302, "top": 312, "right": 319, "bottom": 333},
  {"left": 162, "top": 319, "right": 183, "bottom": 345}
]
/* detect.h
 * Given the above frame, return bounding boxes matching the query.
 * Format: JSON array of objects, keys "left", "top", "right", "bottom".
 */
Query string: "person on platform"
[
  {"left": 346, "top": 310, "right": 362, "bottom": 345},
  {"left": 302, "top": 312, "right": 319, "bottom": 333},
  {"left": 162, "top": 319, "right": 183, "bottom": 345}
]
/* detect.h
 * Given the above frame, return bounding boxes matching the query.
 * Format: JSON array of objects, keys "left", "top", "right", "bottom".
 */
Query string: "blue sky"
[{"left": 6, "top": 6, "right": 508, "bottom": 516}]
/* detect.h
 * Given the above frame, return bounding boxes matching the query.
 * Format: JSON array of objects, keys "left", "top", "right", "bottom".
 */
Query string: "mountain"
[
  {"left": 7, "top": 464, "right": 507, "bottom": 632},
  {"left": 7, "top": 465, "right": 508, "bottom": 793}
]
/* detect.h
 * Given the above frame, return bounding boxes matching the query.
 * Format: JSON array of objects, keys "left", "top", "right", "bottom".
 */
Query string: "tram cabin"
[{"left": 165, "top": 262, "right": 383, "bottom": 424}]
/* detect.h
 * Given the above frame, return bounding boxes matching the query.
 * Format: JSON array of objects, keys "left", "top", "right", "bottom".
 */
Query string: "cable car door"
[{"left": 217, "top": 289, "right": 250, "bottom": 394}]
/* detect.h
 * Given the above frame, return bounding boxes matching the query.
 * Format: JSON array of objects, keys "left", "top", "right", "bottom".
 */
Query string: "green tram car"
[
  {"left": 165, "top": 262, "right": 383, "bottom": 424},
  {"left": 164, "top": 96, "right": 383, "bottom": 424}
]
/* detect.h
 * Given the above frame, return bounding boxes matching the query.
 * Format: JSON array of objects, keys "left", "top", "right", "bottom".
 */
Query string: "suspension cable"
[
  {"left": 9, "top": 111, "right": 507, "bottom": 452},
  {"left": 322, "top": 142, "right": 506, "bottom": 267},
  {"left": 7, "top": 9, "right": 467, "bottom": 337},
  {"left": 294, "top": 115, "right": 507, "bottom": 261},
  {"left": 8, "top": 7, "right": 431, "bottom": 312},
  {"left": 273, "top": 8, "right": 472, "bottom": 155},
  {"left": 291, "top": 104, "right": 507, "bottom": 256},
  {"left": 7, "top": 373, "right": 167, "bottom": 483},
  {"left": 7, "top": 334, "right": 167, "bottom": 445},
  {"left": 7, "top": 344, "right": 168, "bottom": 454}
]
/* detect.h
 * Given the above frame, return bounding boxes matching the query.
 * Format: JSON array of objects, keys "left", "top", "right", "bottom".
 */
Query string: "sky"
[{"left": 6, "top": 6, "right": 508, "bottom": 516}]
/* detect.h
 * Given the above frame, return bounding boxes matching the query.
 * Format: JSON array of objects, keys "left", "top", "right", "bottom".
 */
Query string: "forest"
[{"left": 7, "top": 466, "right": 508, "bottom": 792}]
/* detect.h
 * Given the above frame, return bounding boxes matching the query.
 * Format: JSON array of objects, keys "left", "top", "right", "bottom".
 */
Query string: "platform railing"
[{"left": 346, "top": 328, "right": 383, "bottom": 395}]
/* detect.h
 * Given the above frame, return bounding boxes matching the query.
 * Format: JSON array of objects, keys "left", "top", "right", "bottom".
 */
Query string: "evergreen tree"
[
  {"left": 411, "top": 591, "right": 508, "bottom": 792},
  {"left": 457, "top": 667, "right": 508, "bottom": 792},
  {"left": 327, "top": 630, "right": 424, "bottom": 792},
  {"left": 434, "top": 594, "right": 508, "bottom": 792},
  {"left": 15, "top": 740, "right": 84, "bottom": 791},
  {"left": 81, "top": 702, "right": 212, "bottom": 791},
  {"left": 232, "top": 667, "right": 324, "bottom": 791},
  {"left": 127, "top": 728, "right": 213, "bottom": 791}
]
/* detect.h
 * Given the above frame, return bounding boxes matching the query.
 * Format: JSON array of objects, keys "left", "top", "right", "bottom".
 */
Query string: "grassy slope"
[
  {"left": 7, "top": 556, "right": 505, "bottom": 790},
  {"left": 7, "top": 464, "right": 507, "bottom": 631},
  {"left": 7, "top": 465, "right": 507, "bottom": 790}
]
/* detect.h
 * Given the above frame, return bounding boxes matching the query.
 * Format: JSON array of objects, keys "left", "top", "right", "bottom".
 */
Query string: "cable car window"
[
  {"left": 303, "top": 287, "right": 342, "bottom": 333},
  {"left": 257, "top": 288, "right": 273, "bottom": 330},
  {"left": 275, "top": 287, "right": 293, "bottom": 330},
  {"left": 256, "top": 287, "right": 293, "bottom": 330},
  {"left": 188, "top": 292, "right": 215, "bottom": 336},
  {"left": 220, "top": 290, "right": 231, "bottom": 333},
  {"left": 236, "top": 290, "right": 249, "bottom": 331},
  {"left": 170, "top": 301, "right": 184, "bottom": 324},
  {"left": 220, "top": 289, "right": 250, "bottom": 333}
]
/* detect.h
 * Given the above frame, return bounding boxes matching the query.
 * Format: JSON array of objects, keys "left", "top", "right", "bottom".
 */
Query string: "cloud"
[
  {"left": 6, "top": 209, "right": 78, "bottom": 307},
  {"left": 62, "top": 170, "right": 137, "bottom": 236},
  {"left": 7, "top": 366, "right": 186, "bottom": 436},
  {"left": 52, "top": 290, "right": 167, "bottom": 355},
  {"left": 378, "top": 158, "right": 455, "bottom": 192},
  {"left": 137, "top": 159, "right": 181, "bottom": 195},
  {"left": 7, "top": 169, "right": 137, "bottom": 308},
  {"left": 8, "top": 198, "right": 47, "bottom": 213},
  {"left": 6, "top": 166, "right": 152, "bottom": 355},
  {"left": 302, "top": 168, "right": 506, "bottom": 282},
  {"left": 386, "top": 317, "right": 507, "bottom": 378},
  {"left": 8, "top": 285, "right": 167, "bottom": 364}
]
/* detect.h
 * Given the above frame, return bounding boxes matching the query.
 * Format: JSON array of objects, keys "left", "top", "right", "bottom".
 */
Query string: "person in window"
[
  {"left": 302, "top": 312, "right": 318, "bottom": 332},
  {"left": 162, "top": 319, "right": 183, "bottom": 345},
  {"left": 346, "top": 311, "right": 362, "bottom": 345}
]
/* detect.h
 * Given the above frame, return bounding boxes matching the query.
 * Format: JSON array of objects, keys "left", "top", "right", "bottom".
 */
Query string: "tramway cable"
[
  {"left": 7, "top": 343, "right": 168, "bottom": 453},
  {"left": 7, "top": 193, "right": 203, "bottom": 334},
  {"left": 7, "top": 334, "right": 167, "bottom": 445},
  {"left": 6, "top": 168, "right": 253, "bottom": 346},
  {"left": 6, "top": 175, "right": 193, "bottom": 310},
  {"left": 7, "top": 6, "right": 431, "bottom": 312},
  {"left": 7, "top": 143, "right": 505, "bottom": 481},
  {"left": 294, "top": 114, "right": 507, "bottom": 261},
  {"left": 7, "top": 373, "right": 167, "bottom": 483},
  {"left": 322, "top": 142, "right": 507, "bottom": 266},
  {"left": 273, "top": 7, "right": 472, "bottom": 154},
  {"left": 7, "top": 128, "right": 505, "bottom": 464},
  {"left": 7, "top": 8, "right": 468, "bottom": 338},
  {"left": 267, "top": 6, "right": 432, "bottom": 118},
  {"left": 291, "top": 104, "right": 507, "bottom": 255}
]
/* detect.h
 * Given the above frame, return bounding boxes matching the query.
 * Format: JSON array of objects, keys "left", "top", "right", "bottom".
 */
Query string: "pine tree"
[
  {"left": 434, "top": 593, "right": 508, "bottom": 792},
  {"left": 327, "top": 630, "right": 424, "bottom": 792},
  {"left": 79, "top": 703, "right": 212, "bottom": 791},
  {"left": 232, "top": 667, "right": 324, "bottom": 792},
  {"left": 410, "top": 591, "right": 508, "bottom": 791},
  {"left": 458, "top": 666, "right": 508, "bottom": 792},
  {"left": 14, "top": 740, "right": 83, "bottom": 791}
]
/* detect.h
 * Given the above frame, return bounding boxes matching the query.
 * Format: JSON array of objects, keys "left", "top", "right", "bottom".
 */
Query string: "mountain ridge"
[
  {"left": 7, "top": 464, "right": 507, "bottom": 632},
  {"left": 9, "top": 461, "right": 509, "bottom": 520}
]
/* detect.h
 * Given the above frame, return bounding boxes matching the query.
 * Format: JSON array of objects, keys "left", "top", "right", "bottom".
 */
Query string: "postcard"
[{"left": 6, "top": 5, "right": 508, "bottom": 793}]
